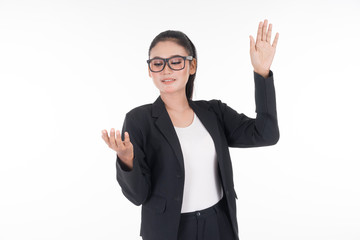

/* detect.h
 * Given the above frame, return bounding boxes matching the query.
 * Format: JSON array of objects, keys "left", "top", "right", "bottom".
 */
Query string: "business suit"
[{"left": 116, "top": 70, "right": 279, "bottom": 240}]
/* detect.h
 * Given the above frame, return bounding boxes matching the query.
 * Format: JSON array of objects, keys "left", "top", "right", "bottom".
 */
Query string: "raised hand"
[
  {"left": 249, "top": 19, "right": 279, "bottom": 78},
  {"left": 102, "top": 128, "right": 134, "bottom": 169}
]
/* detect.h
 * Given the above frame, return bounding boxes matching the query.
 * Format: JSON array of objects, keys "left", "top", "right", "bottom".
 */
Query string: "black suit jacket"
[{"left": 116, "top": 70, "right": 279, "bottom": 240}]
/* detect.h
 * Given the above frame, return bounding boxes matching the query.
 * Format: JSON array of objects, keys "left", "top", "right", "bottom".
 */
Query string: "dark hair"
[{"left": 148, "top": 30, "right": 197, "bottom": 100}]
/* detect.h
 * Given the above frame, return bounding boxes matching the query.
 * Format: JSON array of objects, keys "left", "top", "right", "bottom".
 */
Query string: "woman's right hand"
[{"left": 102, "top": 128, "right": 134, "bottom": 170}]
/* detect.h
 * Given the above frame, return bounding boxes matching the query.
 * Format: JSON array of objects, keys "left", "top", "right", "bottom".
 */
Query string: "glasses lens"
[
  {"left": 169, "top": 57, "right": 185, "bottom": 70},
  {"left": 149, "top": 59, "right": 165, "bottom": 72}
]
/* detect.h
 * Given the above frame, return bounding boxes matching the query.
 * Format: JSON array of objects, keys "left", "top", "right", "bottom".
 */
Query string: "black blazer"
[{"left": 116, "top": 70, "right": 279, "bottom": 240}]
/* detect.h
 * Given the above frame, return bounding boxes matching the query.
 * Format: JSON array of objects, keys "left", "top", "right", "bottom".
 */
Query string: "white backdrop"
[{"left": 1, "top": 0, "right": 360, "bottom": 239}]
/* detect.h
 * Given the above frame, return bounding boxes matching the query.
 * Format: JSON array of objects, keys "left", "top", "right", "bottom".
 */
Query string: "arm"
[
  {"left": 116, "top": 113, "right": 151, "bottom": 206},
  {"left": 211, "top": 70, "right": 279, "bottom": 147},
  {"left": 214, "top": 19, "right": 279, "bottom": 147}
]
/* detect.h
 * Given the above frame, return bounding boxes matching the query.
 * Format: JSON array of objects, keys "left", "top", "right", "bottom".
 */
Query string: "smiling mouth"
[{"left": 161, "top": 78, "right": 176, "bottom": 82}]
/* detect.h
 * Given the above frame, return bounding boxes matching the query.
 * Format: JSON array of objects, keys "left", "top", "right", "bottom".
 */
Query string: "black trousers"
[{"left": 178, "top": 196, "right": 237, "bottom": 240}]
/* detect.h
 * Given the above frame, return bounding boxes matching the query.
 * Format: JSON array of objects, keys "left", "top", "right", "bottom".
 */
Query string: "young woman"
[{"left": 102, "top": 19, "right": 279, "bottom": 240}]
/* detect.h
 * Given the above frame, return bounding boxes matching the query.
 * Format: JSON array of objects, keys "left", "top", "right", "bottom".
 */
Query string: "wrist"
[
  {"left": 117, "top": 153, "right": 133, "bottom": 167},
  {"left": 254, "top": 68, "right": 270, "bottom": 78}
]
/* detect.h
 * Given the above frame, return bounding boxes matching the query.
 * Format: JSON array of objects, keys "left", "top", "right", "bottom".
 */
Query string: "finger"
[
  {"left": 123, "top": 132, "right": 131, "bottom": 146},
  {"left": 267, "top": 23, "right": 272, "bottom": 43},
  {"left": 256, "top": 21, "right": 263, "bottom": 44},
  {"left": 272, "top": 32, "right": 279, "bottom": 48},
  {"left": 115, "top": 130, "right": 123, "bottom": 148},
  {"left": 101, "top": 130, "right": 110, "bottom": 146},
  {"left": 262, "top": 19, "right": 268, "bottom": 41},
  {"left": 109, "top": 128, "right": 117, "bottom": 148}
]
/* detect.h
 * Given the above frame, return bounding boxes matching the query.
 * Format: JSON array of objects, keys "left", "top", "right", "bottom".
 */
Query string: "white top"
[{"left": 174, "top": 112, "right": 224, "bottom": 213}]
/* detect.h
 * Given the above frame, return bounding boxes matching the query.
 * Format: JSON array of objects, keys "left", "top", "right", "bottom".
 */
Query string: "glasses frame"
[{"left": 147, "top": 55, "right": 193, "bottom": 73}]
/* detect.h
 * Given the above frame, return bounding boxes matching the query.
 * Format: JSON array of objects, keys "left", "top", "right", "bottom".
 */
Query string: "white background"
[{"left": 1, "top": 0, "right": 360, "bottom": 239}]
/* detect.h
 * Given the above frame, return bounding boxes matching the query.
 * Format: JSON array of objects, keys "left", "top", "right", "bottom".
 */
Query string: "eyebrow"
[{"left": 152, "top": 54, "right": 182, "bottom": 59}]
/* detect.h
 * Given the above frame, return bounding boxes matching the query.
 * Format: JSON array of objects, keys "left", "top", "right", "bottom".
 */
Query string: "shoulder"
[
  {"left": 191, "top": 99, "right": 226, "bottom": 112},
  {"left": 122, "top": 103, "right": 153, "bottom": 135},
  {"left": 125, "top": 103, "right": 152, "bottom": 120}
]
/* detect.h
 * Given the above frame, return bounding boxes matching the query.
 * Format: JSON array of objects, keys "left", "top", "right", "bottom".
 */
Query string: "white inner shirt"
[{"left": 174, "top": 112, "right": 224, "bottom": 213}]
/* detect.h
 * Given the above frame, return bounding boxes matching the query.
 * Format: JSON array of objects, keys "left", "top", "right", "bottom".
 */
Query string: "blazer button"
[
  {"left": 175, "top": 197, "right": 180, "bottom": 202},
  {"left": 226, "top": 190, "right": 229, "bottom": 195},
  {"left": 176, "top": 174, "right": 181, "bottom": 178}
]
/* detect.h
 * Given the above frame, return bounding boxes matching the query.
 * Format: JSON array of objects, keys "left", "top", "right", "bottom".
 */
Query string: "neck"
[{"left": 160, "top": 91, "right": 190, "bottom": 112}]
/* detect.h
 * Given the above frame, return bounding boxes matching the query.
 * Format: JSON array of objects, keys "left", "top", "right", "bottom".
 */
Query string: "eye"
[
  {"left": 152, "top": 60, "right": 164, "bottom": 66},
  {"left": 170, "top": 57, "right": 183, "bottom": 65}
]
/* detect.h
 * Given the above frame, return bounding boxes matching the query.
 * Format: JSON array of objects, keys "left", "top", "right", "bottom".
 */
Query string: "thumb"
[
  {"left": 123, "top": 131, "right": 131, "bottom": 146},
  {"left": 249, "top": 35, "right": 255, "bottom": 52}
]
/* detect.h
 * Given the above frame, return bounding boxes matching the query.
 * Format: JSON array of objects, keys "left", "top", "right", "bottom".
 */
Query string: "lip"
[{"left": 161, "top": 78, "right": 176, "bottom": 82}]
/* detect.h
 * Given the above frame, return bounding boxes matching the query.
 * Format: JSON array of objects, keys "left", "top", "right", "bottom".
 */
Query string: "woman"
[{"left": 102, "top": 19, "right": 279, "bottom": 240}]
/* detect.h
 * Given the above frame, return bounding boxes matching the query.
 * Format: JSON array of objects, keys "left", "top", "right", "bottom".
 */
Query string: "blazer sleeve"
[
  {"left": 116, "top": 113, "right": 151, "bottom": 206},
  {"left": 210, "top": 70, "right": 280, "bottom": 147}
]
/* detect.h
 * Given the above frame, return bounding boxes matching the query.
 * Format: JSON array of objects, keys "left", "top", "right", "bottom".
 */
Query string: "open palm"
[
  {"left": 102, "top": 129, "right": 134, "bottom": 169},
  {"left": 249, "top": 19, "right": 279, "bottom": 77}
]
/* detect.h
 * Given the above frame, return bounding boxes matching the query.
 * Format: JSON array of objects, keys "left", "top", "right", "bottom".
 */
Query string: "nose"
[{"left": 162, "top": 62, "right": 173, "bottom": 74}]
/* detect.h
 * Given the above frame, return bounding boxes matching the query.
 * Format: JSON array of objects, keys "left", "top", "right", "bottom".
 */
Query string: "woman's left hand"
[{"left": 249, "top": 19, "right": 279, "bottom": 78}]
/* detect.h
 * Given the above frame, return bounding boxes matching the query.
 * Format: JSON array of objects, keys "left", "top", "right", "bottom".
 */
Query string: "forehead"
[{"left": 150, "top": 40, "right": 189, "bottom": 58}]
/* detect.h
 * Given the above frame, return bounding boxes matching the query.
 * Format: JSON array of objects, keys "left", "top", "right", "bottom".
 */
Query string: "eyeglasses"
[{"left": 147, "top": 55, "right": 193, "bottom": 72}]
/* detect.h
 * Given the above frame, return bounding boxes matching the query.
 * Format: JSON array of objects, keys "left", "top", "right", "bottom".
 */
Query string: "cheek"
[
  {"left": 181, "top": 69, "right": 190, "bottom": 80},
  {"left": 151, "top": 75, "right": 163, "bottom": 87},
  {"left": 178, "top": 65, "right": 190, "bottom": 78},
  {"left": 149, "top": 72, "right": 159, "bottom": 81}
]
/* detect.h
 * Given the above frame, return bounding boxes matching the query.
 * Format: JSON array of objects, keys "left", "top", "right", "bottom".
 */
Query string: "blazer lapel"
[
  {"left": 152, "top": 96, "right": 185, "bottom": 171},
  {"left": 188, "top": 100, "right": 224, "bottom": 169},
  {"left": 151, "top": 96, "right": 225, "bottom": 173}
]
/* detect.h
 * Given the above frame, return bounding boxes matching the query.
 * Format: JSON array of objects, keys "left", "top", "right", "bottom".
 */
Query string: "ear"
[{"left": 189, "top": 58, "right": 197, "bottom": 75}]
